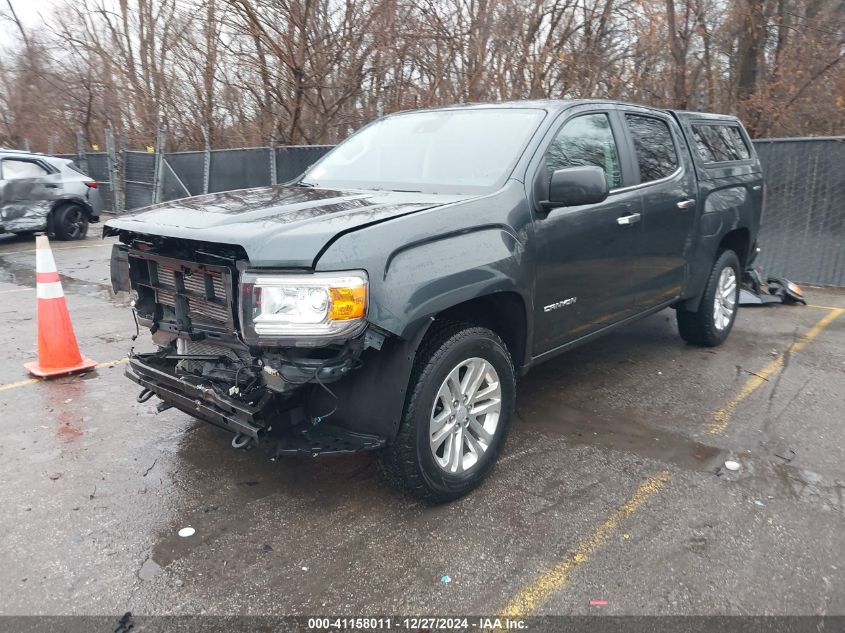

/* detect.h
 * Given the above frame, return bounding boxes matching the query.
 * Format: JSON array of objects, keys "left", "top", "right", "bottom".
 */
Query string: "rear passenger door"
[{"left": 621, "top": 111, "right": 698, "bottom": 309}]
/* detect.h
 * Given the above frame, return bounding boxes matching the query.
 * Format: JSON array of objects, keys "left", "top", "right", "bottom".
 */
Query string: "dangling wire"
[{"left": 130, "top": 309, "right": 140, "bottom": 341}]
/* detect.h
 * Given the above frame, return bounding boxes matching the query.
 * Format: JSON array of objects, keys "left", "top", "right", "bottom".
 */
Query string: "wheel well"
[
  {"left": 51, "top": 199, "right": 91, "bottom": 220},
  {"left": 433, "top": 292, "right": 528, "bottom": 369},
  {"left": 718, "top": 228, "right": 750, "bottom": 267}
]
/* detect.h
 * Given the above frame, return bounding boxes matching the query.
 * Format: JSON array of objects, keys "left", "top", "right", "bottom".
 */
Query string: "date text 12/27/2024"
[{"left": 306, "top": 617, "right": 528, "bottom": 630}]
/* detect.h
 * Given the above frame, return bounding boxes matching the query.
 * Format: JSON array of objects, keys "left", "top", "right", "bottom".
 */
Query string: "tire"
[
  {"left": 52, "top": 204, "right": 89, "bottom": 241},
  {"left": 676, "top": 249, "right": 740, "bottom": 347},
  {"left": 381, "top": 322, "right": 515, "bottom": 502}
]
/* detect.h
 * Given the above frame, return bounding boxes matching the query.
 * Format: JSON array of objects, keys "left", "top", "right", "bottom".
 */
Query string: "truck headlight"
[{"left": 239, "top": 271, "right": 368, "bottom": 345}]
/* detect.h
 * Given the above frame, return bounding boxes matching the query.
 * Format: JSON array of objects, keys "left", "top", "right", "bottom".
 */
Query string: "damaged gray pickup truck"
[{"left": 106, "top": 101, "right": 763, "bottom": 501}]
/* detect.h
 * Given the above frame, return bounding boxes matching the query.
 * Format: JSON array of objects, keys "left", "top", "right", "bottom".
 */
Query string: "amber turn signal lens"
[{"left": 328, "top": 285, "right": 366, "bottom": 320}]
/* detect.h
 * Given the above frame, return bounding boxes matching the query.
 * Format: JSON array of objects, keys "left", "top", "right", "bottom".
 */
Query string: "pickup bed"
[{"left": 106, "top": 100, "right": 763, "bottom": 501}]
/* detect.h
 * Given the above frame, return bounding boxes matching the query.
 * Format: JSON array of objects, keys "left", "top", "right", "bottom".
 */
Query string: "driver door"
[
  {"left": 532, "top": 110, "right": 644, "bottom": 355},
  {"left": 0, "top": 158, "right": 62, "bottom": 232}
]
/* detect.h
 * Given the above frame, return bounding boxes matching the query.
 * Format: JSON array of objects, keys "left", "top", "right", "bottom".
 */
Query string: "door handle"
[
  {"left": 616, "top": 213, "right": 641, "bottom": 226},
  {"left": 43, "top": 183, "right": 59, "bottom": 189},
  {"left": 676, "top": 198, "right": 696, "bottom": 209}
]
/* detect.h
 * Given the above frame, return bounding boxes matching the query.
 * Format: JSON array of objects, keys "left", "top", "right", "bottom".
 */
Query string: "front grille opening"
[{"left": 129, "top": 251, "right": 237, "bottom": 331}]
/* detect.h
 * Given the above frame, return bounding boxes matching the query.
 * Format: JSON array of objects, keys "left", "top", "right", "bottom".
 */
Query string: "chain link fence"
[
  {"left": 54, "top": 133, "right": 844, "bottom": 287},
  {"left": 60, "top": 132, "right": 332, "bottom": 214}
]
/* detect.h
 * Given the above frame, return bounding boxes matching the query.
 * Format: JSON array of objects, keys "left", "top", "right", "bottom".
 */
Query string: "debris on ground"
[
  {"left": 774, "top": 449, "right": 796, "bottom": 463},
  {"left": 142, "top": 458, "right": 157, "bottom": 477},
  {"left": 48, "top": 472, "right": 62, "bottom": 481},
  {"left": 589, "top": 599, "right": 609, "bottom": 606},
  {"left": 178, "top": 527, "right": 195, "bottom": 538},
  {"left": 724, "top": 460, "right": 741, "bottom": 472},
  {"left": 138, "top": 558, "right": 163, "bottom": 581},
  {"left": 440, "top": 575, "right": 451, "bottom": 584},
  {"left": 260, "top": 544, "right": 273, "bottom": 553}
]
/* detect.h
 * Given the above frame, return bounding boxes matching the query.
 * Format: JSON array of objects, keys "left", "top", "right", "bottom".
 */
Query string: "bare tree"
[{"left": 1, "top": 0, "right": 843, "bottom": 151}]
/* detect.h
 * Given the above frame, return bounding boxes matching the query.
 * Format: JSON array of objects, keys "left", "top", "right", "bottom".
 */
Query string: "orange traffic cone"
[{"left": 23, "top": 235, "right": 97, "bottom": 378}]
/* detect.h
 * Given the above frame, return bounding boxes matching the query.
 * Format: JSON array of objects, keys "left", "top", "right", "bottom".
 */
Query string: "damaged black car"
[{"left": 106, "top": 101, "right": 763, "bottom": 501}]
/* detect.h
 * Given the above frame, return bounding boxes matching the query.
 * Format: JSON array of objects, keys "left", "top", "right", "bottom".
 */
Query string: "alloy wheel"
[
  {"left": 713, "top": 267, "right": 737, "bottom": 331},
  {"left": 429, "top": 357, "right": 501, "bottom": 474}
]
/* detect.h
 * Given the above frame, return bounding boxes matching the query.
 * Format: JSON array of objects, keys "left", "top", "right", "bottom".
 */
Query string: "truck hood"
[{"left": 104, "top": 186, "right": 473, "bottom": 267}]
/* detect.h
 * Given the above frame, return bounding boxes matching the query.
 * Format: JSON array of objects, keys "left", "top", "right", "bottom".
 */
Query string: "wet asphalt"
[{"left": 0, "top": 229, "right": 843, "bottom": 618}]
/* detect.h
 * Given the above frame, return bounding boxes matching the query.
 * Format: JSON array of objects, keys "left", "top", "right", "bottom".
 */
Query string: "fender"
[
  {"left": 315, "top": 182, "right": 535, "bottom": 339},
  {"left": 52, "top": 195, "right": 95, "bottom": 218},
  {"left": 309, "top": 219, "right": 531, "bottom": 439},
  {"left": 311, "top": 185, "right": 535, "bottom": 438},
  {"left": 306, "top": 319, "right": 433, "bottom": 440}
]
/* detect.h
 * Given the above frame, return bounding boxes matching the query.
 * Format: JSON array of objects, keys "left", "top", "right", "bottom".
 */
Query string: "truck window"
[
  {"left": 304, "top": 108, "right": 546, "bottom": 194},
  {"left": 1, "top": 159, "right": 49, "bottom": 180},
  {"left": 691, "top": 124, "right": 751, "bottom": 163},
  {"left": 625, "top": 115, "right": 679, "bottom": 183},
  {"left": 544, "top": 113, "right": 622, "bottom": 188}
]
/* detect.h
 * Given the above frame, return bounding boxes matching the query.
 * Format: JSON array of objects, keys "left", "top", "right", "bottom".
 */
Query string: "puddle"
[
  {"left": 516, "top": 399, "right": 728, "bottom": 473},
  {"left": 0, "top": 253, "right": 122, "bottom": 302},
  {"left": 733, "top": 454, "right": 844, "bottom": 513},
  {"left": 515, "top": 398, "right": 844, "bottom": 514}
]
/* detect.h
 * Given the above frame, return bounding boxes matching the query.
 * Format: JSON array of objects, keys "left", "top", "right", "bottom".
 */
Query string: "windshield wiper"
[{"left": 292, "top": 180, "right": 316, "bottom": 187}]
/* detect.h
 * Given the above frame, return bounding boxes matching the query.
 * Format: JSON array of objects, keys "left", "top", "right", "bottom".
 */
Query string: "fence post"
[
  {"left": 201, "top": 127, "right": 211, "bottom": 194},
  {"left": 105, "top": 127, "right": 124, "bottom": 214},
  {"left": 152, "top": 125, "right": 167, "bottom": 204},
  {"left": 47, "top": 134, "right": 54, "bottom": 156},
  {"left": 75, "top": 130, "right": 88, "bottom": 175},
  {"left": 118, "top": 129, "right": 127, "bottom": 214},
  {"left": 269, "top": 136, "right": 278, "bottom": 186},
  {"left": 23, "top": 138, "right": 31, "bottom": 152}
]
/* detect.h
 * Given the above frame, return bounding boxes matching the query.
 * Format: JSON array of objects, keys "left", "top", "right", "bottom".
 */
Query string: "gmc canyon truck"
[{"left": 106, "top": 100, "right": 763, "bottom": 501}]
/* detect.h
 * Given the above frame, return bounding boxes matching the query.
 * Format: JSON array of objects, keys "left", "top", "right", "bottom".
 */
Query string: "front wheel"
[
  {"left": 381, "top": 323, "right": 515, "bottom": 502},
  {"left": 676, "top": 249, "right": 740, "bottom": 347}
]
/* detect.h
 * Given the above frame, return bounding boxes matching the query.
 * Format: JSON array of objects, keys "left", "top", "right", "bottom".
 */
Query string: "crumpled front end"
[{"left": 110, "top": 232, "right": 392, "bottom": 455}]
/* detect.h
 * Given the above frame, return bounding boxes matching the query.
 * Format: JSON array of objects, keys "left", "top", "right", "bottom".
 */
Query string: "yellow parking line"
[
  {"left": 96, "top": 358, "right": 129, "bottom": 370},
  {"left": 499, "top": 471, "right": 670, "bottom": 618},
  {"left": 495, "top": 304, "right": 843, "bottom": 618},
  {"left": 708, "top": 307, "right": 843, "bottom": 435},
  {"left": 0, "top": 357, "right": 127, "bottom": 393},
  {"left": 807, "top": 304, "right": 845, "bottom": 311},
  {"left": 0, "top": 377, "right": 43, "bottom": 392},
  {"left": 0, "top": 242, "right": 113, "bottom": 257}
]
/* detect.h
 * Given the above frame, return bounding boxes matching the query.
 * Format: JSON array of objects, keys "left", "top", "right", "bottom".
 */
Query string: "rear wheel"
[
  {"left": 52, "top": 204, "right": 88, "bottom": 241},
  {"left": 381, "top": 323, "right": 515, "bottom": 502},
  {"left": 676, "top": 249, "right": 740, "bottom": 347}
]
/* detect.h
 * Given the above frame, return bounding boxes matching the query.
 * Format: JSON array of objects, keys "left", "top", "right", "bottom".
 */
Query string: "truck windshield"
[{"left": 303, "top": 108, "right": 545, "bottom": 194}]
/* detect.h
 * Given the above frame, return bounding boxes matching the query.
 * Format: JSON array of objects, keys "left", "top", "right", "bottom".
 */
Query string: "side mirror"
[{"left": 541, "top": 166, "right": 609, "bottom": 210}]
